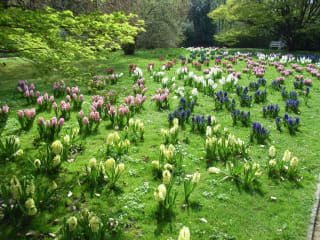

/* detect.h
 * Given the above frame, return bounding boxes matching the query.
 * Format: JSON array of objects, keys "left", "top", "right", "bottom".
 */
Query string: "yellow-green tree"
[{"left": 0, "top": 7, "right": 144, "bottom": 72}]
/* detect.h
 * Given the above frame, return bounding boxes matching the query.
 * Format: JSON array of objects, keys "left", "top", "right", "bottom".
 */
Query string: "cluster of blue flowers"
[
  {"left": 271, "top": 80, "right": 283, "bottom": 91},
  {"left": 257, "top": 78, "right": 267, "bottom": 86},
  {"left": 285, "top": 99, "right": 300, "bottom": 113},
  {"left": 262, "top": 104, "right": 280, "bottom": 118},
  {"left": 276, "top": 113, "right": 300, "bottom": 135},
  {"left": 168, "top": 106, "right": 191, "bottom": 128},
  {"left": 179, "top": 97, "right": 195, "bottom": 112},
  {"left": 214, "top": 91, "right": 235, "bottom": 111},
  {"left": 236, "top": 85, "right": 248, "bottom": 96},
  {"left": 249, "top": 78, "right": 266, "bottom": 91},
  {"left": 282, "top": 88, "right": 298, "bottom": 100},
  {"left": 231, "top": 110, "right": 251, "bottom": 127},
  {"left": 254, "top": 89, "right": 267, "bottom": 103},
  {"left": 250, "top": 122, "right": 269, "bottom": 144},
  {"left": 249, "top": 82, "right": 260, "bottom": 91},
  {"left": 191, "top": 115, "right": 213, "bottom": 134},
  {"left": 294, "top": 79, "right": 304, "bottom": 90},
  {"left": 239, "top": 90, "right": 252, "bottom": 107}
]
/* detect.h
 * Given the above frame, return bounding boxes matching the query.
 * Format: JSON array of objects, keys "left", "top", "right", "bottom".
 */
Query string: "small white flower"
[
  {"left": 191, "top": 88, "right": 198, "bottom": 96},
  {"left": 207, "top": 167, "right": 221, "bottom": 174},
  {"left": 178, "top": 226, "right": 190, "bottom": 240}
]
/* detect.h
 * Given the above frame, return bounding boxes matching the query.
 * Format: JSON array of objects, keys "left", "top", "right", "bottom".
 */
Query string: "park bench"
[{"left": 269, "top": 40, "right": 286, "bottom": 50}]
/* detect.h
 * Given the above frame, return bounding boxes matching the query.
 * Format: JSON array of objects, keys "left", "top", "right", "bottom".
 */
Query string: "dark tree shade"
[{"left": 184, "top": 0, "right": 217, "bottom": 47}]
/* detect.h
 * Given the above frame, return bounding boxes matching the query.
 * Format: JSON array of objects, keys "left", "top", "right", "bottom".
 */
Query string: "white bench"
[{"left": 269, "top": 41, "right": 286, "bottom": 50}]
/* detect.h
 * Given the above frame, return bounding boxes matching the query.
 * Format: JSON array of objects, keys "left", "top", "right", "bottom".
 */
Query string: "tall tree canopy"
[
  {"left": 183, "top": 0, "right": 221, "bottom": 47},
  {"left": 0, "top": 3, "right": 144, "bottom": 72},
  {"left": 209, "top": 0, "right": 320, "bottom": 50},
  {"left": 104, "top": 0, "right": 190, "bottom": 49}
]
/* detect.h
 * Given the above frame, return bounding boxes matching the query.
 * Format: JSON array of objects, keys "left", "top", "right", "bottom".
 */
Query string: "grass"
[{"left": 0, "top": 48, "right": 319, "bottom": 240}]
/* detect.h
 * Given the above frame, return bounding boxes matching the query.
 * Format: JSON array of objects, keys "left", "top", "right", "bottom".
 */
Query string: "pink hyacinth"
[
  {"left": 276, "top": 77, "right": 285, "bottom": 83},
  {"left": 118, "top": 106, "right": 129, "bottom": 115},
  {"left": 37, "top": 96, "right": 43, "bottom": 105},
  {"left": 29, "top": 83, "right": 35, "bottom": 90},
  {"left": 303, "top": 79, "right": 312, "bottom": 86},
  {"left": 124, "top": 96, "right": 135, "bottom": 105},
  {"left": 24, "top": 90, "right": 30, "bottom": 97},
  {"left": 25, "top": 108, "right": 35, "bottom": 119},
  {"left": 66, "top": 95, "right": 71, "bottom": 102},
  {"left": 53, "top": 82, "right": 59, "bottom": 89},
  {"left": 49, "top": 95, "right": 55, "bottom": 102},
  {"left": 135, "top": 94, "right": 146, "bottom": 104},
  {"left": 58, "top": 118, "right": 64, "bottom": 126},
  {"left": 60, "top": 101, "right": 67, "bottom": 111},
  {"left": 52, "top": 102, "right": 58, "bottom": 110},
  {"left": 160, "top": 94, "right": 168, "bottom": 101},
  {"left": 38, "top": 117, "right": 45, "bottom": 125},
  {"left": 90, "top": 111, "right": 101, "bottom": 122},
  {"left": 295, "top": 75, "right": 304, "bottom": 80},
  {"left": 2, "top": 105, "right": 9, "bottom": 113},
  {"left": 71, "top": 86, "right": 80, "bottom": 94},
  {"left": 280, "top": 70, "right": 291, "bottom": 76},
  {"left": 242, "top": 68, "right": 249, "bottom": 73},
  {"left": 18, "top": 110, "right": 24, "bottom": 118},
  {"left": 65, "top": 102, "right": 71, "bottom": 110},
  {"left": 311, "top": 69, "right": 318, "bottom": 76},
  {"left": 82, "top": 117, "right": 89, "bottom": 125},
  {"left": 97, "top": 99, "right": 103, "bottom": 106},
  {"left": 108, "top": 106, "right": 116, "bottom": 116},
  {"left": 43, "top": 93, "right": 49, "bottom": 100},
  {"left": 91, "top": 95, "right": 104, "bottom": 102},
  {"left": 52, "top": 117, "right": 58, "bottom": 126},
  {"left": 36, "top": 91, "right": 41, "bottom": 98},
  {"left": 78, "top": 110, "right": 84, "bottom": 118},
  {"left": 72, "top": 93, "right": 77, "bottom": 100},
  {"left": 136, "top": 78, "right": 145, "bottom": 85},
  {"left": 151, "top": 94, "right": 161, "bottom": 102},
  {"left": 79, "top": 94, "right": 84, "bottom": 102}
]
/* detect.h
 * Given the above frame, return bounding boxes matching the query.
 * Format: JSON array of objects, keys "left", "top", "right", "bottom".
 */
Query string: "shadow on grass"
[
  {"left": 181, "top": 201, "right": 203, "bottom": 213},
  {"left": 154, "top": 217, "right": 175, "bottom": 237}
]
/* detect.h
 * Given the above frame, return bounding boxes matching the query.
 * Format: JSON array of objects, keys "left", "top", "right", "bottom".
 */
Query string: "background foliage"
[{"left": 209, "top": 0, "right": 320, "bottom": 50}]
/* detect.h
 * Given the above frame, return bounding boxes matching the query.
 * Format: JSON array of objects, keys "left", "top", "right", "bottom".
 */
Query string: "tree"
[
  {"left": 209, "top": 0, "right": 320, "bottom": 50},
  {"left": 0, "top": 6, "right": 144, "bottom": 72},
  {"left": 183, "top": 0, "right": 220, "bottom": 47},
  {"left": 133, "top": 0, "right": 190, "bottom": 49}
]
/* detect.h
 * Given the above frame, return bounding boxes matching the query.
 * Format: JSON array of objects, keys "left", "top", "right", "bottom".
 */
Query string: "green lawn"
[{"left": 0, "top": 48, "right": 319, "bottom": 240}]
